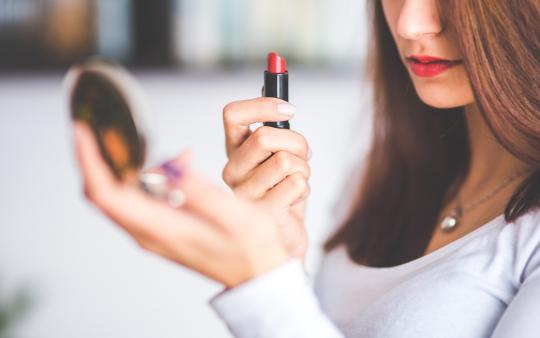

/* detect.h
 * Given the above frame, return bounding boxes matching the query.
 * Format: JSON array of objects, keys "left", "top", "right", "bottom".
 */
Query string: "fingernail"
[
  {"left": 307, "top": 147, "right": 312, "bottom": 160},
  {"left": 277, "top": 103, "right": 296, "bottom": 116},
  {"left": 160, "top": 160, "right": 183, "bottom": 180}
]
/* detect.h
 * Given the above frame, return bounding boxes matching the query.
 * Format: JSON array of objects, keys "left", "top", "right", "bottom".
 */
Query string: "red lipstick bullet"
[{"left": 267, "top": 52, "right": 287, "bottom": 74}]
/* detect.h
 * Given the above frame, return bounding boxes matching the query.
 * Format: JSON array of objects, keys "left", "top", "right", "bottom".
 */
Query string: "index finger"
[{"left": 223, "top": 97, "right": 296, "bottom": 156}]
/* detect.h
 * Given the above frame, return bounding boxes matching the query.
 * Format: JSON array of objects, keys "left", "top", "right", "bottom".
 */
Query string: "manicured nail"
[
  {"left": 277, "top": 103, "right": 296, "bottom": 116},
  {"left": 160, "top": 160, "right": 183, "bottom": 180}
]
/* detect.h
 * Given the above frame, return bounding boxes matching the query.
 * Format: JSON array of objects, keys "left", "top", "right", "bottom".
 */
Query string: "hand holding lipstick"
[
  {"left": 222, "top": 52, "right": 310, "bottom": 259},
  {"left": 222, "top": 97, "right": 311, "bottom": 259}
]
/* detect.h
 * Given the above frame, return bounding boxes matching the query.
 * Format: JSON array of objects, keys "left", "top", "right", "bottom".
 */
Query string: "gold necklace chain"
[{"left": 440, "top": 167, "right": 532, "bottom": 232}]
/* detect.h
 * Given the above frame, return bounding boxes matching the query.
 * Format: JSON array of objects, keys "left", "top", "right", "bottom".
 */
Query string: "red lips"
[{"left": 406, "top": 55, "right": 462, "bottom": 77}]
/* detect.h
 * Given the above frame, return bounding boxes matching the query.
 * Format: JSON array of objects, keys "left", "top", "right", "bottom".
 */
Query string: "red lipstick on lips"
[
  {"left": 263, "top": 52, "right": 290, "bottom": 129},
  {"left": 406, "top": 55, "right": 462, "bottom": 77}
]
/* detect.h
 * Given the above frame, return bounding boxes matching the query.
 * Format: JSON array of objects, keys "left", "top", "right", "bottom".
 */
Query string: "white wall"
[
  {"left": 0, "top": 67, "right": 372, "bottom": 337},
  {"left": 173, "top": 0, "right": 368, "bottom": 67}
]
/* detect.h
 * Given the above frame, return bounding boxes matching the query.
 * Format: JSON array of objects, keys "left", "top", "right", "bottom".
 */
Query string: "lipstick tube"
[{"left": 263, "top": 52, "right": 290, "bottom": 129}]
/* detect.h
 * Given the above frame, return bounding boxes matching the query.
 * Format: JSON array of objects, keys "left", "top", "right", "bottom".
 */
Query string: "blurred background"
[{"left": 0, "top": 0, "right": 373, "bottom": 337}]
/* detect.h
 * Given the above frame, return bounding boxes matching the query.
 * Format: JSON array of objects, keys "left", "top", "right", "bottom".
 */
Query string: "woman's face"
[{"left": 381, "top": 0, "right": 474, "bottom": 108}]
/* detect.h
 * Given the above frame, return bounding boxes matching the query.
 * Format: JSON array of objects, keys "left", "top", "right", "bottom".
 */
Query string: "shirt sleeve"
[
  {"left": 491, "top": 218, "right": 540, "bottom": 337},
  {"left": 208, "top": 258, "right": 345, "bottom": 338}
]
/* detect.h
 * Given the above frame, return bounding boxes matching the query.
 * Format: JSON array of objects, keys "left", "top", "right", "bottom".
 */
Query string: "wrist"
[{"left": 225, "top": 246, "right": 290, "bottom": 288}]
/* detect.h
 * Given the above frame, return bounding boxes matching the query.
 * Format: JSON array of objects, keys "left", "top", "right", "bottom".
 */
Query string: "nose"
[{"left": 397, "top": 0, "right": 443, "bottom": 40}]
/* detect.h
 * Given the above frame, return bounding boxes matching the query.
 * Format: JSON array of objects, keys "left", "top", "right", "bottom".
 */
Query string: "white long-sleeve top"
[{"left": 209, "top": 208, "right": 540, "bottom": 338}]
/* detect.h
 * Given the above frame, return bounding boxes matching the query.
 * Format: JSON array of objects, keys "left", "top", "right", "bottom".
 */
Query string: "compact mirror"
[{"left": 64, "top": 58, "right": 182, "bottom": 205}]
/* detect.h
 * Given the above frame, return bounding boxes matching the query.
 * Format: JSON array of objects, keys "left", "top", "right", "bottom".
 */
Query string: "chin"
[{"left": 413, "top": 85, "right": 474, "bottom": 109}]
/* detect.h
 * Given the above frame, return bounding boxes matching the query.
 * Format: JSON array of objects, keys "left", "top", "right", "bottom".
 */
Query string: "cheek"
[
  {"left": 410, "top": 65, "right": 475, "bottom": 108},
  {"left": 381, "top": 0, "right": 402, "bottom": 36}
]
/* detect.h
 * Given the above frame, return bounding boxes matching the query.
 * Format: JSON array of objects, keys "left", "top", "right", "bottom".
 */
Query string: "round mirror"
[{"left": 64, "top": 59, "right": 179, "bottom": 203}]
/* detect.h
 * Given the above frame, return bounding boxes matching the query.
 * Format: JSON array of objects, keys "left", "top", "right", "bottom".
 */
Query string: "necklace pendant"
[{"left": 440, "top": 213, "right": 459, "bottom": 232}]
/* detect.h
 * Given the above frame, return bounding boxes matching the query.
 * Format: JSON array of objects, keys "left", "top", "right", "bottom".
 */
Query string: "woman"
[{"left": 72, "top": 0, "right": 540, "bottom": 337}]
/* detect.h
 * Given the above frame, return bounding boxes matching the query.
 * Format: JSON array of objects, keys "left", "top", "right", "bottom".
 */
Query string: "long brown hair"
[{"left": 324, "top": 0, "right": 540, "bottom": 267}]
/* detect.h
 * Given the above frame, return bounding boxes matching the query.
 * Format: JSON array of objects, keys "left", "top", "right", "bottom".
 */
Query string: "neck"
[{"left": 461, "top": 103, "right": 529, "bottom": 192}]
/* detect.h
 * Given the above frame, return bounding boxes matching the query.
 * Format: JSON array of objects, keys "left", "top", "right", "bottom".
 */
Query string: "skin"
[
  {"left": 72, "top": 97, "right": 308, "bottom": 288},
  {"left": 381, "top": 0, "right": 532, "bottom": 254},
  {"left": 73, "top": 0, "right": 533, "bottom": 289}
]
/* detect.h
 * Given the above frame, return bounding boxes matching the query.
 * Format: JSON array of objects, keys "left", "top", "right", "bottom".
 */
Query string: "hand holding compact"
[{"left": 73, "top": 121, "right": 290, "bottom": 288}]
